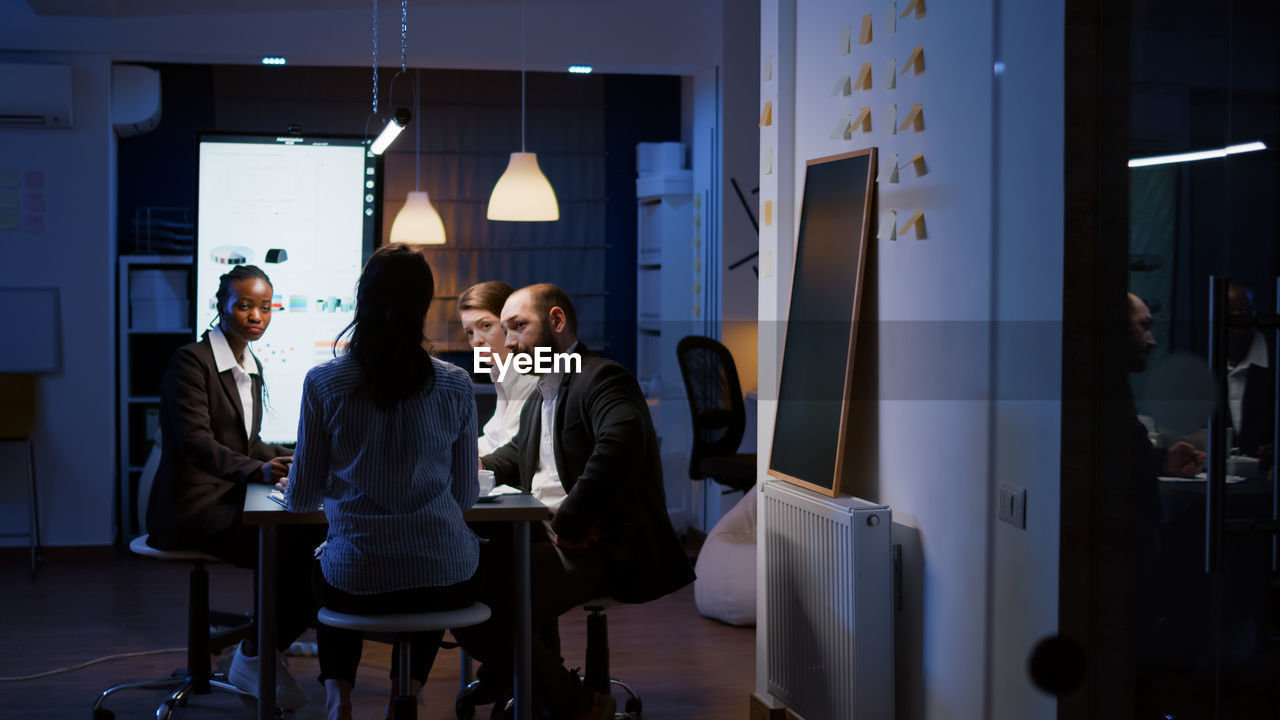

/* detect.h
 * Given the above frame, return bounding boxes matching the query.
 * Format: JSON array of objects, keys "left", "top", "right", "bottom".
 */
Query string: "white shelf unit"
[
  {"left": 636, "top": 168, "right": 697, "bottom": 531},
  {"left": 117, "top": 254, "right": 193, "bottom": 540}
]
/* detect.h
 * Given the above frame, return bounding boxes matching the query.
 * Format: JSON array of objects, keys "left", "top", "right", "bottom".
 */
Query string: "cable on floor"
[{"left": 0, "top": 648, "right": 184, "bottom": 682}]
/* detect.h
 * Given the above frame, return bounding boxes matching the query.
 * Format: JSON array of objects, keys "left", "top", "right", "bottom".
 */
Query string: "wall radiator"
[{"left": 763, "top": 481, "right": 894, "bottom": 720}]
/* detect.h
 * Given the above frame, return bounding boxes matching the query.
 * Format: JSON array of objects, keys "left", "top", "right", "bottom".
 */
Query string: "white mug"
[{"left": 477, "top": 469, "right": 496, "bottom": 495}]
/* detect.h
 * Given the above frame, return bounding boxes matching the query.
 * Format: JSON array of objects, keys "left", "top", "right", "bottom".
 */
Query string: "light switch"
[{"left": 998, "top": 484, "right": 1026, "bottom": 529}]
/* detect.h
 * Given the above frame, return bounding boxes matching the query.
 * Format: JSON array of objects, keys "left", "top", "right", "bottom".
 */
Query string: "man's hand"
[
  {"left": 1164, "top": 441, "right": 1206, "bottom": 478},
  {"left": 549, "top": 526, "right": 601, "bottom": 550},
  {"left": 262, "top": 456, "right": 292, "bottom": 486}
]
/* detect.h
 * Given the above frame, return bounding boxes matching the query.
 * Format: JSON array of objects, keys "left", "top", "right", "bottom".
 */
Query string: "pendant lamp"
[
  {"left": 390, "top": 69, "right": 447, "bottom": 244},
  {"left": 487, "top": 0, "right": 559, "bottom": 221}
]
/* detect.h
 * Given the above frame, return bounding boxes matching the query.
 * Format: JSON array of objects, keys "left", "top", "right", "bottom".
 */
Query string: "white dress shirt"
[
  {"left": 1228, "top": 330, "right": 1270, "bottom": 437},
  {"left": 529, "top": 341, "right": 579, "bottom": 512},
  {"left": 477, "top": 367, "right": 539, "bottom": 455},
  {"left": 207, "top": 326, "right": 258, "bottom": 441}
]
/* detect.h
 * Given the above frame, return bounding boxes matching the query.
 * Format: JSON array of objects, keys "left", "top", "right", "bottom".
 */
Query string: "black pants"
[
  {"left": 452, "top": 521, "right": 609, "bottom": 713},
  {"left": 312, "top": 559, "right": 475, "bottom": 687},
  {"left": 198, "top": 522, "right": 325, "bottom": 654}
]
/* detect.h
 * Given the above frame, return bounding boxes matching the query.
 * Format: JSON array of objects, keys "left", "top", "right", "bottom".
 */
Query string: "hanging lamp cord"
[
  {"left": 521, "top": 0, "right": 527, "bottom": 152},
  {"left": 371, "top": 0, "right": 378, "bottom": 115}
]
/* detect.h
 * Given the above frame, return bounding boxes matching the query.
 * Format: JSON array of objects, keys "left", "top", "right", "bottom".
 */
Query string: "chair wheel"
[
  {"left": 92, "top": 709, "right": 115, "bottom": 720},
  {"left": 156, "top": 700, "right": 175, "bottom": 720},
  {"left": 624, "top": 697, "right": 643, "bottom": 716}
]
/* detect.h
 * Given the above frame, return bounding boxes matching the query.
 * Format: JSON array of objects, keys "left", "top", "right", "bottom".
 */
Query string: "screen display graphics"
[{"left": 196, "top": 133, "right": 377, "bottom": 443}]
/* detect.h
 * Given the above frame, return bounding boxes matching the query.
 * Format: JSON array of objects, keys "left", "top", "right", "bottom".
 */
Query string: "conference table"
[{"left": 242, "top": 484, "right": 549, "bottom": 720}]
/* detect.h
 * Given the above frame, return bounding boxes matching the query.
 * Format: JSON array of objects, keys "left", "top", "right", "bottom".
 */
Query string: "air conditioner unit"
[{"left": 0, "top": 63, "right": 74, "bottom": 128}]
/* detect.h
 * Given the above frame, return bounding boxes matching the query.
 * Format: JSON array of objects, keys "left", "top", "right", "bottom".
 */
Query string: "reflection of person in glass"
[
  {"left": 145, "top": 264, "right": 317, "bottom": 710},
  {"left": 458, "top": 281, "right": 539, "bottom": 455},
  {"left": 1226, "top": 284, "right": 1274, "bottom": 473},
  {"left": 1127, "top": 292, "right": 1205, "bottom": 477}
]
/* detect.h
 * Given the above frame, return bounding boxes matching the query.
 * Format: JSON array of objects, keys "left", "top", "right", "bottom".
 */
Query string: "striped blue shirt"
[{"left": 285, "top": 353, "right": 479, "bottom": 594}]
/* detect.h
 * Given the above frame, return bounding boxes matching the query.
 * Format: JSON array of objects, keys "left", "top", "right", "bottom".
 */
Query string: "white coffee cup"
[{"left": 477, "top": 469, "right": 496, "bottom": 495}]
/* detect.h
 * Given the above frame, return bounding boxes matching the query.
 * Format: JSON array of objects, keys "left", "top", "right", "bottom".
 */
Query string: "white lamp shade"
[
  {"left": 486, "top": 152, "right": 560, "bottom": 222},
  {"left": 389, "top": 191, "right": 447, "bottom": 245}
]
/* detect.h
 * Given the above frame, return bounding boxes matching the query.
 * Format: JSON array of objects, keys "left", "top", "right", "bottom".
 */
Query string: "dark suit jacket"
[
  {"left": 1233, "top": 337, "right": 1276, "bottom": 457},
  {"left": 146, "top": 334, "right": 288, "bottom": 549},
  {"left": 483, "top": 346, "right": 695, "bottom": 604}
]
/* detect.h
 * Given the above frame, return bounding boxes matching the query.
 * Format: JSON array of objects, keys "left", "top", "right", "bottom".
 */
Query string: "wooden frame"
[{"left": 767, "top": 148, "right": 877, "bottom": 497}]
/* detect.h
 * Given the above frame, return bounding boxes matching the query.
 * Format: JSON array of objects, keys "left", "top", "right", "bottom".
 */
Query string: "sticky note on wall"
[
  {"left": 859, "top": 14, "right": 873, "bottom": 44},
  {"left": 911, "top": 153, "right": 928, "bottom": 176},
  {"left": 854, "top": 63, "right": 873, "bottom": 91},
  {"left": 759, "top": 100, "right": 773, "bottom": 127},
  {"left": 883, "top": 153, "right": 899, "bottom": 183},
  {"left": 764, "top": 200, "right": 774, "bottom": 227},
  {"left": 853, "top": 107, "right": 872, "bottom": 133},
  {"left": 764, "top": 54, "right": 773, "bottom": 82},
  {"left": 878, "top": 210, "right": 897, "bottom": 240},
  {"left": 832, "top": 74, "right": 852, "bottom": 97},
  {"left": 900, "top": 210, "right": 926, "bottom": 239},
  {"left": 886, "top": 2, "right": 897, "bottom": 33},
  {"left": 830, "top": 114, "right": 852, "bottom": 140},
  {"left": 898, "top": 103, "right": 924, "bottom": 132},
  {"left": 902, "top": 46, "right": 925, "bottom": 75},
  {"left": 763, "top": 147, "right": 774, "bottom": 175},
  {"left": 884, "top": 59, "right": 896, "bottom": 90},
  {"left": 884, "top": 104, "right": 897, "bottom": 135},
  {"left": 900, "top": 0, "right": 926, "bottom": 20},
  {"left": 839, "top": 26, "right": 851, "bottom": 55}
]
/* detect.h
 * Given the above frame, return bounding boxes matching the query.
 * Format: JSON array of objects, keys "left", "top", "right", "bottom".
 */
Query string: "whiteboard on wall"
[
  {"left": 0, "top": 288, "right": 60, "bottom": 372},
  {"left": 196, "top": 133, "right": 379, "bottom": 443}
]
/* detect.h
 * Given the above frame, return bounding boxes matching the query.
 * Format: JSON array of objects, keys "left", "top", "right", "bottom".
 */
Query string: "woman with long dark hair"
[
  {"left": 284, "top": 244, "right": 479, "bottom": 720},
  {"left": 145, "top": 264, "right": 317, "bottom": 710}
]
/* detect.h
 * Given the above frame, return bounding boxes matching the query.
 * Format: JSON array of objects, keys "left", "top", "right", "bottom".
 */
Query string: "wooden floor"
[{"left": 0, "top": 550, "right": 754, "bottom": 720}]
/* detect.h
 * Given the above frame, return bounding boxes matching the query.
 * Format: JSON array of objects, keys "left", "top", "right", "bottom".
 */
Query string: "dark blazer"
[
  {"left": 483, "top": 346, "right": 695, "bottom": 604},
  {"left": 1232, "top": 335, "right": 1275, "bottom": 457},
  {"left": 146, "top": 333, "right": 288, "bottom": 549}
]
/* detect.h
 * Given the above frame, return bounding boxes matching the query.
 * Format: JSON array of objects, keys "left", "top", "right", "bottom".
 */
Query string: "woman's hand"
[{"left": 262, "top": 456, "right": 292, "bottom": 486}]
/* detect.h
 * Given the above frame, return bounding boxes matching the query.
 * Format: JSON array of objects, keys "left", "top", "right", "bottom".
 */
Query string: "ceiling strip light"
[{"left": 1128, "top": 141, "right": 1267, "bottom": 168}]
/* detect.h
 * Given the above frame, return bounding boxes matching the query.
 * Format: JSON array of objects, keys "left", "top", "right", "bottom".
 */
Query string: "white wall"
[
  {"left": 0, "top": 53, "right": 117, "bottom": 547},
  {"left": 758, "top": 0, "right": 1063, "bottom": 717}
]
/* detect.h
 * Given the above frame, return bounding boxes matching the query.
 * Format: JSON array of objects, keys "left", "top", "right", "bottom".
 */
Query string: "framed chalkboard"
[{"left": 767, "top": 149, "right": 876, "bottom": 497}]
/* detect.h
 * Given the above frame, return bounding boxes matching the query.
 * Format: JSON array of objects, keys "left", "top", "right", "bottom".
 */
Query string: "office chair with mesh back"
[{"left": 675, "top": 336, "right": 756, "bottom": 494}]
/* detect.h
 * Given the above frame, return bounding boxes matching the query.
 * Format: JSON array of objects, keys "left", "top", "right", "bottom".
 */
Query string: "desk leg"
[
  {"left": 258, "top": 525, "right": 277, "bottom": 720},
  {"left": 513, "top": 520, "right": 532, "bottom": 720}
]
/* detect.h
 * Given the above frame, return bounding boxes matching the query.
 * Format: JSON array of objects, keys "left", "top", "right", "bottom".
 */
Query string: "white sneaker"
[{"left": 228, "top": 640, "right": 309, "bottom": 710}]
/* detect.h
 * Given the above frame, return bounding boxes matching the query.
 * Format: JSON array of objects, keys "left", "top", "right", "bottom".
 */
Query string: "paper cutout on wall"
[
  {"left": 26, "top": 194, "right": 44, "bottom": 212},
  {"left": 830, "top": 114, "right": 852, "bottom": 140},
  {"left": 760, "top": 100, "right": 773, "bottom": 127},
  {"left": 884, "top": 104, "right": 897, "bottom": 135},
  {"left": 693, "top": 301, "right": 700, "bottom": 318},
  {"left": 832, "top": 74, "right": 852, "bottom": 97},
  {"left": 853, "top": 62, "right": 873, "bottom": 90},
  {"left": 853, "top": 107, "right": 872, "bottom": 133},
  {"left": 693, "top": 280, "right": 701, "bottom": 295},
  {"left": 763, "top": 147, "right": 774, "bottom": 175},
  {"left": 883, "top": 152, "right": 899, "bottom": 183},
  {"left": 902, "top": 45, "right": 925, "bottom": 75},
  {"left": 764, "top": 200, "right": 774, "bottom": 227},
  {"left": 1, "top": 213, "right": 18, "bottom": 231},
  {"left": 839, "top": 26, "right": 851, "bottom": 55},
  {"left": 692, "top": 256, "right": 700, "bottom": 272},
  {"left": 900, "top": 0, "right": 926, "bottom": 20},
  {"left": 0, "top": 191, "right": 18, "bottom": 210},
  {"left": 25, "top": 171, "right": 43, "bottom": 190},
  {"left": 884, "top": 59, "right": 897, "bottom": 90},
  {"left": 764, "top": 54, "right": 773, "bottom": 82},
  {"left": 878, "top": 210, "right": 897, "bottom": 240},
  {"left": 762, "top": 251, "right": 774, "bottom": 278},
  {"left": 900, "top": 210, "right": 926, "bottom": 239},
  {"left": 911, "top": 153, "right": 928, "bottom": 176},
  {"left": 0, "top": 171, "right": 18, "bottom": 189},
  {"left": 25, "top": 214, "right": 44, "bottom": 234},
  {"left": 887, "top": 2, "right": 897, "bottom": 33},
  {"left": 859, "top": 13, "right": 873, "bottom": 44},
  {"left": 898, "top": 103, "right": 924, "bottom": 132}
]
